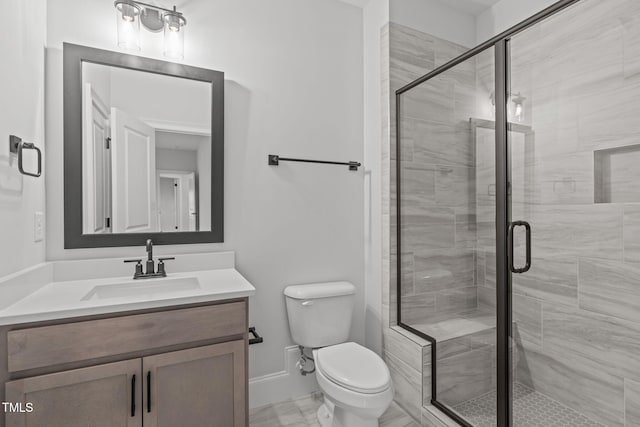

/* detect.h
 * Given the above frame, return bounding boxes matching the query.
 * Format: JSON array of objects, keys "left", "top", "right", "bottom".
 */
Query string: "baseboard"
[{"left": 249, "top": 345, "right": 319, "bottom": 409}]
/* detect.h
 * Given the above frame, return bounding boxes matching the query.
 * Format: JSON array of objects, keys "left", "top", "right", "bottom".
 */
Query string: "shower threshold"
[{"left": 453, "top": 383, "right": 604, "bottom": 427}]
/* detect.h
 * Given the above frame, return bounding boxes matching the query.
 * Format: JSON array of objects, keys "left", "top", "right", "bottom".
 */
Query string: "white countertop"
[{"left": 0, "top": 252, "right": 255, "bottom": 326}]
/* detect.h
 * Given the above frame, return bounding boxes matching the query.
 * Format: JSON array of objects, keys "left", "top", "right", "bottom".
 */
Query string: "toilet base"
[{"left": 316, "top": 397, "right": 380, "bottom": 427}]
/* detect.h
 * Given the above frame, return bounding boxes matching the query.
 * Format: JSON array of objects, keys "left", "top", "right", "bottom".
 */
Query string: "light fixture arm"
[{"left": 119, "top": 0, "right": 184, "bottom": 17}]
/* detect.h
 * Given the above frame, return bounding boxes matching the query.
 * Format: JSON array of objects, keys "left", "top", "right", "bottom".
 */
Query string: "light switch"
[{"left": 34, "top": 212, "right": 44, "bottom": 242}]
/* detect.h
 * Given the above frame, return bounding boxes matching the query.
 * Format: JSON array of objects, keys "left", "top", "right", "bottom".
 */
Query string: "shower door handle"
[{"left": 508, "top": 221, "right": 531, "bottom": 273}]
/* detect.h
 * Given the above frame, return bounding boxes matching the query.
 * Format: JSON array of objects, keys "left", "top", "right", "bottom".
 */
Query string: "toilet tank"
[{"left": 284, "top": 281, "right": 356, "bottom": 348}]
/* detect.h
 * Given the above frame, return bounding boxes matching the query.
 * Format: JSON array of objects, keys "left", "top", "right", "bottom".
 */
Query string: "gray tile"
[
  {"left": 411, "top": 119, "right": 475, "bottom": 168},
  {"left": 454, "top": 383, "right": 604, "bottom": 427},
  {"left": 455, "top": 210, "right": 476, "bottom": 248},
  {"left": 400, "top": 164, "right": 436, "bottom": 206},
  {"left": 412, "top": 248, "right": 475, "bottom": 293},
  {"left": 624, "top": 204, "right": 640, "bottom": 262},
  {"left": 434, "top": 286, "right": 477, "bottom": 314},
  {"left": 578, "top": 258, "right": 640, "bottom": 324},
  {"left": 543, "top": 303, "right": 640, "bottom": 383},
  {"left": 513, "top": 294, "right": 542, "bottom": 347},
  {"left": 527, "top": 204, "right": 624, "bottom": 260},
  {"left": 401, "top": 292, "right": 436, "bottom": 325},
  {"left": 437, "top": 345, "right": 494, "bottom": 407},
  {"left": 434, "top": 166, "right": 475, "bottom": 209},
  {"left": 383, "top": 327, "right": 423, "bottom": 372},
  {"left": 623, "top": 12, "right": 640, "bottom": 79},
  {"left": 516, "top": 341, "right": 624, "bottom": 427},
  {"left": 250, "top": 391, "right": 418, "bottom": 427},
  {"left": 384, "top": 349, "right": 422, "bottom": 421},
  {"left": 626, "top": 378, "right": 640, "bottom": 427},
  {"left": 400, "top": 76, "right": 454, "bottom": 123},
  {"left": 389, "top": 22, "right": 435, "bottom": 82},
  {"left": 512, "top": 256, "right": 578, "bottom": 307}
]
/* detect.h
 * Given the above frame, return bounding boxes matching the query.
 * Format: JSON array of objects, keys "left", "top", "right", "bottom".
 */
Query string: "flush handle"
[{"left": 301, "top": 300, "right": 314, "bottom": 307}]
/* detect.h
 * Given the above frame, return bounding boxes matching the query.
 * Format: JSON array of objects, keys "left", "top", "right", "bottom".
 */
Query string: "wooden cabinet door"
[
  {"left": 143, "top": 340, "right": 246, "bottom": 427},
  {"left": 5, "top": 359, "right": 142, "bottom": 427}
]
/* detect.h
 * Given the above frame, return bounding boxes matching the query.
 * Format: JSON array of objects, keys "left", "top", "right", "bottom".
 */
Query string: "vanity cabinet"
[
  {"left": 5, "top": 359, "right": 142, "bottom": 427},
  {"left": 2, "top": 300, "right": 248, "bottom": 427}
]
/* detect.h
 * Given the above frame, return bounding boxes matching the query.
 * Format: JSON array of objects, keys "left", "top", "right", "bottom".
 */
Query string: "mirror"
[{"left": 64, "top": 43, "right": 224, "bottom": 248}]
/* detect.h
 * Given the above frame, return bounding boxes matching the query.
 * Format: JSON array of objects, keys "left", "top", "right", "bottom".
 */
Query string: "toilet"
[{"left": 284, "top": 281, "right": 393, "bottom": 427}]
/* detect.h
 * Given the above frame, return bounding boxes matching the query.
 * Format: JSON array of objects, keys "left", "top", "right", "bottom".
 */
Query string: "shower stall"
[{"left": 395, "top": 0, "right": 640, "bottom": 425}]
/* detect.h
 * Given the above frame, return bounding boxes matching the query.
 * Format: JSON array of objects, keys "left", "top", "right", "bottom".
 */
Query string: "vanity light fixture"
[{"left": 114, "top": 0, "right": 187, "bottom": 59}]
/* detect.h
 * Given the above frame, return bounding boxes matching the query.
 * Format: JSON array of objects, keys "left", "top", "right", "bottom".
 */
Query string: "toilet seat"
[{"left": 316, "top": 342, "right": 391, "bottom": 394}]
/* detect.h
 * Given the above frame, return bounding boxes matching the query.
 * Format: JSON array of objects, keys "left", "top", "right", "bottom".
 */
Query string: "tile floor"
[
  {"left": 249, "top": 392, "right": 419, "bottom": 427},
  {"left": 453, "top": 383, "right": 604, "bottom": 427}
]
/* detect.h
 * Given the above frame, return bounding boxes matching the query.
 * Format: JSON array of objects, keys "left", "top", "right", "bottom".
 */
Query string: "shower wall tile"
[
  {"left": 512, "top": 294, "right": 542, "bottom": 347},
  {"left": 542, "top": 303, "right": 640, "bottom": 383},
  {"left": 577, "top": 79, "right": 640, "bottom": 144},
  {"left": 626, "top": 379, "right": 640, "bottom": 427},
  {"left": 400, "top": 252, "right": 415, "bottom": 296},
  {"left": 527, "top": 204, "right": 624, "bottom": 260},
  {"left": 389, "top": 22, "right": 435, "bottom": 82},
  {"left": 422, "top": 345, "right": 432, "bottom": 406},
  {"left": 401, "top": 222, "right": 454, "bottom": 251},
  {"left": 454, "top": 209, "right": 476, "bottom": 248},
  {"left": 436, "top": 345, "right": 494, "bottom": 407},
  {"left": 483, "top": 250, "right": 496, "bottom": 289},
  {"left": 434, "top": 286, "right": 477, "bottom": 314},
  {"left": 624, "top": 204, "right": 640, "bottom": 262},
  {"left": 413, "top": 248, "right": 474, "bottom": 293},
  {"left": 401, "top": 293, "right": 436, "bottom": 325},
  {"left": 475, "top": 250, "right": 485, "bottom": 286},
  {"left": 578, "top": 258, "right": 640, "bottom": 324},
  {"left": 477, "top": 286, "right": 495, "bottom": 310},
  {"left": 384, "top": 349, "right": 422, "bottom": 421},
  {"left": 511, "top": 256, "right": 578, "bottom": 307},
  {"left": 400, "top": 78, "right": 454, "bottom": 123},
  {"left": 400, "top": 164, "right": 436, "bottom": 205},
  {"left": 411, "top": 119, "right": 474, "bottom": 167},
  {"left": 532, "top": 151, "right": 595, "bottom": 205},
  {"left": 434, "top": 166, "right": 475, "bottom": 208},
  {"left": 384, "top": 327, "right": 424, "bottom": 372},
  {"left": 623, "top": 13, "right": 640, "bottom": 79},
  {"left": 516, "top": 341, "right": 625, "bottom": 427}
]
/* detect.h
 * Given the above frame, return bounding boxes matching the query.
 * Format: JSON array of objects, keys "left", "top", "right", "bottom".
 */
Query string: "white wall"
[
  {"left": 476, "top": 0, "right": 557, "bottom": 44},
  {"left": 45, "top": 0, "right": 364, "bottom": 398},
  {"left": 0, "top": 0, "right": 47, "bottom": 278},
  {"left": 362, "top": 0, "right": 389, "bottom": 355},
  {"left": 390, "top": 0, "right": 476, "bottom": 48}
]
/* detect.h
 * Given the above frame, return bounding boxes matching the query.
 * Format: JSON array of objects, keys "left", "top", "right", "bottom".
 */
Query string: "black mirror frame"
[{"left": 63, "top": 42, "right": 224, "bottom": 248}]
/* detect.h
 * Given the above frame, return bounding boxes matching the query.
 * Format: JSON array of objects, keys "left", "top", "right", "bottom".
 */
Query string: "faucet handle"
[
  {"left": 157, "top": 257, "right": 174, "bottom": 276},
  {"left": 124, "top": 259, "right": 143, "bottom": 277}
]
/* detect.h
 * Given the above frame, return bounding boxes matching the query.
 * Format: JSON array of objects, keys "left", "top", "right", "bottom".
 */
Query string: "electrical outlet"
[{"left": 34, "top": 212, "right": 44, "bottom": 242}]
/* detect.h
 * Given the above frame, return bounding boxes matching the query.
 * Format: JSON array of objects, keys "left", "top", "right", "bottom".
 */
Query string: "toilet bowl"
[
  {"left": 284, "top": 281, "right": 394, "bottom": 427},
  {"left": 313, "top": 342, "right": 393, "bottom": 427}
]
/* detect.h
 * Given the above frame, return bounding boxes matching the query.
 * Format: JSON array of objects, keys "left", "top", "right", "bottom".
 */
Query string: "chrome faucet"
[
  {"left": 124, "top": 239, "right": 175, "bottom": 279},
  {"left": 145, "top": 239, "right": 155, "bottom": 275}
]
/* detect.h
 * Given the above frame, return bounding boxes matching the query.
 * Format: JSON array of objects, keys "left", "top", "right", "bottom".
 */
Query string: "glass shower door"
[{"left": 507, "top": 0, "right": 640, "bottom": 425}]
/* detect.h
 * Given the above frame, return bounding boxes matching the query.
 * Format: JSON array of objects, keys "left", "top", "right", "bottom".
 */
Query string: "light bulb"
[
  {"left": 115, "top": 1, "right": 141, "bottom": 50},
  {"left": 163, "top": 12, "right": 186, "bottom": 59}
]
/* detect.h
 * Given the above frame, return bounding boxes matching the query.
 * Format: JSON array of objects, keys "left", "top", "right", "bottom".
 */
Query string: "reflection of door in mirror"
[
  {"left": 81, "top": 61, "right": 212, "bottom": 234},
  {"left": 111, "top": 107, "right": 158, "bottom": 233},
  {"left": 82, "top": 83, "right": 112, "bottom": 234},
  {"left": 157, "top": 171, "right": 197, "bottom": 232}
]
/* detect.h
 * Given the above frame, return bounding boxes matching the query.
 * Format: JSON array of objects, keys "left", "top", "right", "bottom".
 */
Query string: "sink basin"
[{"left": 81, "top": 277, "right": 201, "bottom": 301}]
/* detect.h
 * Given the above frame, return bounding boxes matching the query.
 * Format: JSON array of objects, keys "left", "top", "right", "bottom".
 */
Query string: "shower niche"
[{"left": 594, "top": 144, "right": 640, "bottom": 204}]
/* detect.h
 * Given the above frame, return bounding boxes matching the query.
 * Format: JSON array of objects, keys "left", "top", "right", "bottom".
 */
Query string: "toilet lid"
[{"left": 316, "top": 342, "right": 391, "bottom": 394}]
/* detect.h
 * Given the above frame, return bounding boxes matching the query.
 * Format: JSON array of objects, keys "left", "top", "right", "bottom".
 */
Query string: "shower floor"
[{"left": 453, "top": 383, "right": 604, "bottom": 427}]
